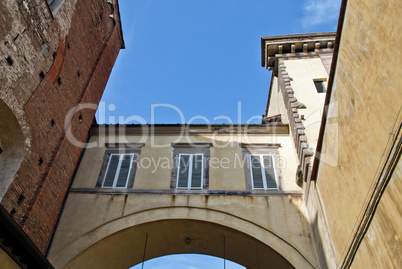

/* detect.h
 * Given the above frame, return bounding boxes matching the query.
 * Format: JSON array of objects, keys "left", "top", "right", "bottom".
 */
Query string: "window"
[
  {"left": 177, "top": 154, "right": 204, "bottom": 190},
  {"left": 314, "top": 80, "right": 326, "bottom": 93},
  {"left": 102, "top": 153, "right": 134, "bottom": 188},
  {"left": 46, "top": 0, "right": 65, "bottom": 16},
  {"left": 96, "top": 143, "right": 143, "bottom": 189},
  {"left": 249, "top": 154, "right": 278, "bottom": 190},
  {"left": 240, "top": 143, "right": 282, "bottom": 191},
  {"left": 171, "top": 143, "right": 211, "bottom": 191}
]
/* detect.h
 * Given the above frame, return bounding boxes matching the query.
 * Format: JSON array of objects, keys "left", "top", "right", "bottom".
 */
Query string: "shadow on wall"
[
  {"left": 0, "top": 99, "right": 24, "bottom": 200},
  {"left": 61, "top": 219, "right": 296, "bottom": 269},
  {"left": 311, "top": 213, "right": 329, "bottom": 269}
]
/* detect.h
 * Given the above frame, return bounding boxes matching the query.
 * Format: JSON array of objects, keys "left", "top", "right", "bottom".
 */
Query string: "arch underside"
[{"left": 64, "top": 219, "right": 295, "bottom": 269}]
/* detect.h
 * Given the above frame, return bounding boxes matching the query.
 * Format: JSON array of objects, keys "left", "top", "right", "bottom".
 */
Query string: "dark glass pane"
[
  {"left": 251, "top": 155, "right": 264, "bottom": 189},
  {"left": 191, "top": 155, "right": 203, "bottom": 189},
  {"left": 116, "top": 155, "right": 132, "bottom": 187},
  {"left": 263, "top": 155, "right": 277, "bottom": 189},
  {"left": 314, "top": 80, "right": 326, "bottom": 93},
  {"left": 178, "top": 155, "right": 190, "bottom": 188},
  {"left": 103, "top": 155, "right": 120, "bottom": 187}
]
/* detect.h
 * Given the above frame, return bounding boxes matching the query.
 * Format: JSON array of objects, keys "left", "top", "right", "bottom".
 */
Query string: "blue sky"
[
  {"left": 99, "top": 0, "right": 341, "bottom": 268},
  {"left": 97, "top": 0, "right": 340, "bottom": 125},
  {"left": 130, "top": 254, "right": 244, "bottom": 269}
]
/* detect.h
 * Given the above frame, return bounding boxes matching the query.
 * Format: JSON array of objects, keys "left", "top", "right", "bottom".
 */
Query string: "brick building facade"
[{"left": 0, "top": 0, "right": 124, "bottom": 263}]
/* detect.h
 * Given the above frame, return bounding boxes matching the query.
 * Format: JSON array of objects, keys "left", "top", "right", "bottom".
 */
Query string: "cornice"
[
  {"left": 91, "top": 124, "right": 290, "bottom": 135},
  {"left": 261, "top": 32, "right": 336, "bottom": 74}
]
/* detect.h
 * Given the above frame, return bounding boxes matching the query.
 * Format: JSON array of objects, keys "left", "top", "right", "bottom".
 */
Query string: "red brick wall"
[{"left": 0, "top": 0, "right": 123, "bottom": 253}]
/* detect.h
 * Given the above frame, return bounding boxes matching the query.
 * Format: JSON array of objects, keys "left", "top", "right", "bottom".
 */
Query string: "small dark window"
[
  {"left": 39, "top": 71, "right": 45, "bottom": 80},
  {"left": 51, "top": 119, "right": 55, "bottom": 127},
  {"left": 0, "top": 147, "right": 3, "bottom": 155},
  {"left": 17, "top": 194, "right": 25, "bottom": 206},
  {"left": 57, "top": 77, "right": 62, "bottom": 86},
  {"left": 13, "top": 34, "right": 19, "bottom": 42},
  {"left": 6, "top": 56, "right": 13, "bottom": 66},
  {"left": 39, "top": 158, "right": 44, "bottom": 166},
  {"left": 78, "top": 115, "right": 83, "bottom": 123},
  {"left": 77, "top": 71, "right": 81, "bottom": 77},
  {"left": 314, "top": 80, "right": 326, "bottom": 93},
  {"left": 10, "top": 209, "right": 16, "bottom": 217}
]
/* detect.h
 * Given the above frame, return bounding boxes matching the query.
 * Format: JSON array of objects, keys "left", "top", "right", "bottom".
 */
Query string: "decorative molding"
[
  {"left": 171, "top": 143, "right": 213, "bottom": 148},
  {"left": 277, "top": 60, "right": 315, "bottom": 187},
  {"left": 91, "top": 124, "right": 290, "bottom": 135},
  {"left": 261, "top": 32, "right": 336, "bottom": 74},
  {"left": 105, "top": 143, "right": 145, "bottom": 148},
  {"left": 239, "top": 143, "right": 281, "bottom": 150}
]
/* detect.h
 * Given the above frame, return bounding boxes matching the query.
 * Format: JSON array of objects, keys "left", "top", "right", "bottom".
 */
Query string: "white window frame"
[
  {"left": 249, "top": 154, "right": 278, "bottom": 190},
  {"left": 102, "top": 153, "right": 134, "bottom": 188},
  {"left": 176, "top": 153, "right": 204, "bottom": 190}
]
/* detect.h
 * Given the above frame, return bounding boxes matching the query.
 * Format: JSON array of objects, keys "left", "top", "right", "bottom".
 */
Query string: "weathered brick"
[{"left": 0, "top": 0, "right": 124, "bottom": 253}]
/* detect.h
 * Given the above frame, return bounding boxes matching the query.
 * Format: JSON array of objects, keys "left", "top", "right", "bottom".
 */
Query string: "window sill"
[{"left": 70, "top": 188, "right": 302, "bottom": 197}]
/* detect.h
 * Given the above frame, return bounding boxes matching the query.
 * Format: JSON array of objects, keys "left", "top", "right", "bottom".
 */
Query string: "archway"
[
  {"left": 63, "top": 219, "right": 295, "bottom": 269},
  {"left": 0, "top": 99, "right": 24, "bottom": 200}
]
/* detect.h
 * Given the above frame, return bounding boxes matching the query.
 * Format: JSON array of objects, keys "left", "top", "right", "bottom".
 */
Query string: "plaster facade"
[
  {"left": 310, "top": 0, "right": 402, "bottom": 268},
  {"left": 48, "top": 125, "right": 320, "bottom": 268}
]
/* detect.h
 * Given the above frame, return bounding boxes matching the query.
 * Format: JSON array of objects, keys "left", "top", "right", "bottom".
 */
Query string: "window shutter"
[
  {"left": 116, "top": 154, "right": 132, "bottom": 187},
  {"left": 103, "top": 155, "right": 120, "bottom": 187},
  {"left": 263, "top": 155, "right": 277, "bottom": 189},
  {"left": 178, "top": 155, "right": 190, "bottom": 188},
  {"left": 250, "top": 155, "right": 264, "bottom": 189},
  {"left": 191, "top": 155, "right": 203, "bottom": 189}
]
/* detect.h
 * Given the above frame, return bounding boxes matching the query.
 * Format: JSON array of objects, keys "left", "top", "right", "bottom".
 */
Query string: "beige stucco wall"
[
  {"left": 283, "top": 58, "right": 328, "bottom": 150},
  {"left": 312, "top": 0, "right": 402, "bottom": 268},
  {"left": 48, "top": 129, "right": 320, "bottom": 268},
  {"left": 72, "top": 133, "right": 300, "bottom": 192},
  {"left": 48, "top": 194, "right": 317, "bottom": 269},
  {"left": 352, "top": 159, "right": 401, "bottom": 268},
  {"left": 0, "top": 249, "right": 20, "bottom": 269},
  {"left": 267, "top": 76, "right": 290, "bottom": 124}
]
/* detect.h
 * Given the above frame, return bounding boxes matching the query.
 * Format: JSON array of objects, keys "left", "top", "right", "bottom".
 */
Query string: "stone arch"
[
  {"left": 0, "top": 99, "right": 25, "bottom": 200},
  {"left": 50, "top": 207, "right": 315, "bottom": 269}
]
